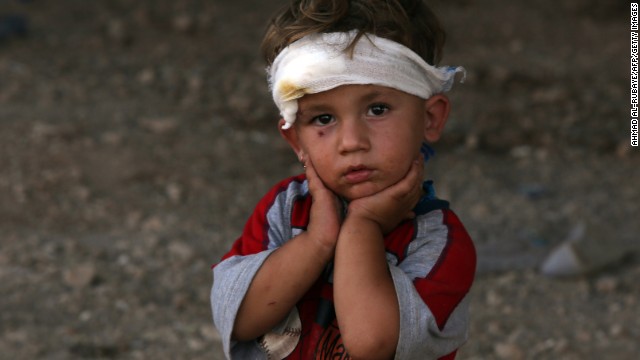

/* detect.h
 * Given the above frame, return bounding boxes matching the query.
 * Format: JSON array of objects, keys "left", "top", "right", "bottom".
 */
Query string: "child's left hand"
[{"left": 347, "top": 155, "right": 424, "bottom": 234}]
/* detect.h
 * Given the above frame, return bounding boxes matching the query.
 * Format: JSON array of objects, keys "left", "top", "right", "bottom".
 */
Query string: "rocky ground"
[{"left": 0, "top": 0, "right": 637, "bottom": 359}]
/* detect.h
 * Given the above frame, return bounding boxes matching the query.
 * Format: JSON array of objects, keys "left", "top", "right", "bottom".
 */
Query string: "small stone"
[
  {"left": 126, "top": 211, "right": 143, "bottom": 229},
  {"left": 72, "top": 186, "right": 91, "bottom": 202},
  {"left": 79, "top": 311, "right": 92, "bottom": 322},
  {"left": 200, "top": 325, "right": 222, "bottom": 341},
  {"left": 141, "top": 216, "right": 164, "bottom": 232},
  {"left": 100, "top": 131, "right": 123, "bottom": 145},
  {"left": 63, "top": 263, "right": 97, "bottom": 288},
  {"left": 187, "top": 338, "right": 205, "bottom": 351},
  {"left": 187, "top": 74, "right": 203, "bottom": 92},
  {"left": 576, "top": 330, "right": 591, "bottom": 343},
  {"left": 172, "top": 293, "right": 189, "bottom": 310},
  {"left": 31, "top": 122, "right": 57, "bottom": 139},
  {"left": 485, "top": 289, "right": 503, "bottom": 307},
  {"left": 609, "top": 324, "right": 623, "bottom": 337},
  {"left": 140, "top": 117, "right": 179, "bottom": 135},
  {"left": 173, "top": 14, "right": 195, "bottom": 33},
  {"left": 510, "top": 145, "right": 532, "bottom": 158},
  {"left": 615, "top": 141, "right": 630, "bottom": 158},
  {"left": 166, "top": 183, "right": 182, "bottom": 203},
  {"left": 487, "top": 321, "right": 502, "bottom": 335},
  {"left": 494, "top": 342, "right": 524, "bottom": 360},
  {"left": 465, "top": 133, "right": 479, "bottom": 150},
  {"left": 4, "top": 330, "right": 28, "bottom": 343},
  {"left": 12, "top": 184, "right": 26, "bottom": 203},
  {"left": 531, "top": 87, "right": 568, "bottom": 104},
  {"left": 106, "top": 19, "right": 132, "bottom": 45},
  {"left": 168, "top": 241, "right": 194, "bottom": 263},
  {"left": 607, "top": 302, "right": 622, "bottom": 316},
  {"left": 137, "top": 68, "right": 155, "bottom": 85},
  {"left": 469, "top": 203, "right": 490, "bottom": 220},
  {"left": 115, "top": 299, "right": 129, "bottom": 312},
  {"left": 595, "top": 276, "right": 618, "bottom": 294},
  {"left": 553, "top": 338, "right": 569, "bottom": 353}
]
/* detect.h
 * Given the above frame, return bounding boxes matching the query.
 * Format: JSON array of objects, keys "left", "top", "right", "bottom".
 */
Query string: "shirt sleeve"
[
  {"left": 210, "top": 176, "right": 308, "bottom": 359},
  {"left": 390, "top": 208, "right": 476, "bottom": 360},
  {"left": 212, "top": 251, "right": 275, "bottom": 359}
]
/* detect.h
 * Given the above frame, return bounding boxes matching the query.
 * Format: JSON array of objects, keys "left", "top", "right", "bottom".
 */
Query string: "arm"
[
  {"left": 232, "top": 231, "right": 333, "bottom": 340},
  {"left": 232, "top": 160, "right": 343, "bottom": 341},
  {"left": 333, "top": 158, "right": 424, "bottom": 360},
  {"left": 333, "top": 217, "right": 399, "bottom": 360},
  {"left": 211, "top": 175, "right": 328, "bottom": 357}
]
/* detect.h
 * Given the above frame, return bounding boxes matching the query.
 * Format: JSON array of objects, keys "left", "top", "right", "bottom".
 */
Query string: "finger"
[
  {"left": 303, "top": 156, "right": 320, "bottom": 186},
  {"left": 411, "top": 153, "right": 425, "bottom": 177},
  {"left": 404, "top": 211, "right": 416, "bottom": 220},
  {"left": 401, "top": 156, "right": 424, "bottom": 193},
  {"left": 404, "top": 158, "right": 425, "bottom": 204},
  {"left": 303, "top": 156, "right": 332, "bottom": 197}
]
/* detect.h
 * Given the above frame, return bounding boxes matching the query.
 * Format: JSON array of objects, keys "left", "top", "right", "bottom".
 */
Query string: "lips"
[{"left": 344, "top": 165, "right": 373, "bottom": 184}]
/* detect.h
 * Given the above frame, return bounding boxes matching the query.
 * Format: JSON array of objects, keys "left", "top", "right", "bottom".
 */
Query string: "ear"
[
  {"left": 423, "top": 94, "right": 451, "bottom": 143},
  {"left": 278, "top": 119, "right": 305, "bottom": 160}
]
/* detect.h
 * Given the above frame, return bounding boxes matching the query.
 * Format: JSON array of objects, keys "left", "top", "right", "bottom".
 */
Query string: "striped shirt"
[{"left": 212, "top": 174, "right": 476, "bottom": 359}]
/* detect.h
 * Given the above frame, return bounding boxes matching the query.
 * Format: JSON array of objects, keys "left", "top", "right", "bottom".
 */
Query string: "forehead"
[{"left": 298, "top": 84, "right": 418, "bottom": 108}]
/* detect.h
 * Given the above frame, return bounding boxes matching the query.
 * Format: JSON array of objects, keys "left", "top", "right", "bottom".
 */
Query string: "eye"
[
  {"left": 368, "top": 104, "right": 389, "bottom": 116},
  {"left": 311, "top": 114, "right": 335, "bottom": 126}
]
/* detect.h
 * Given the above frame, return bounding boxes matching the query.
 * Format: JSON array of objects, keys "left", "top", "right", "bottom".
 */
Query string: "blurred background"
[{"left": 0, "top": 0, "right": 637, "bottom": 359}]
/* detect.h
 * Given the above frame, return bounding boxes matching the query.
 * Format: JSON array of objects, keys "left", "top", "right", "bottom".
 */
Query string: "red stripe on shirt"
[
  {"left": 217, "top": 175, "right": 307, "bottom": 263},
  {"left": 413, "top": 209, "right": 476, "bottom": 330}
]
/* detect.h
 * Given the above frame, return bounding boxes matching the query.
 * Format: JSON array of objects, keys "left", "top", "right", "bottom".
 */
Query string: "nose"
[{"left": 337, "top": 117, "right": 370, "bottom": 154}]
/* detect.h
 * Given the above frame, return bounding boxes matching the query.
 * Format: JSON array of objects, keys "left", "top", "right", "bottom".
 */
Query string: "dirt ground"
[{"left": 0, "top": 0, "right": 637, "bottom": 359}]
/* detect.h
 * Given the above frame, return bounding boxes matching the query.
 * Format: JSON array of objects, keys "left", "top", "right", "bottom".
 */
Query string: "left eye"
[{"left": 368, "top": 104, "right": 389, "bottom": 116}]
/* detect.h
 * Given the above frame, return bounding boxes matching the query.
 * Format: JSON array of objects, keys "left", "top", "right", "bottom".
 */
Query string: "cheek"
[{"left": 307, "top": 150, "right": 333, "bottom": 175}]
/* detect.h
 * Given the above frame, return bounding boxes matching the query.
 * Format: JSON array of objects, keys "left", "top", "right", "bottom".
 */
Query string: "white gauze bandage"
[{"left": 267, "top": 31, "right": 465, "bottom": 129}]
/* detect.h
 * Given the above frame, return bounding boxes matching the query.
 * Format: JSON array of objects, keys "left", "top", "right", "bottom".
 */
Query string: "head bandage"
[{"left": 267, "top": 31, "right": 465, "bottom": 129}]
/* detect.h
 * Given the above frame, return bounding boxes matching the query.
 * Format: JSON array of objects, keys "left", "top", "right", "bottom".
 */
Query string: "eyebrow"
[
  {"left": 298, "top": 88, "right": 395, "bottom": 115},
  {"left": 360, "top": 90, "right": 388, "bottom": 103}
]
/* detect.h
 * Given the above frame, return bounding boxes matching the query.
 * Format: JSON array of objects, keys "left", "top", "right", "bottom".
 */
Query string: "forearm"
[
  {"left": 333, "top": 216, "right": 400, "bottom": 360},
  {"left": 232, "top": 231, "right": 333, "bottom": 341}
]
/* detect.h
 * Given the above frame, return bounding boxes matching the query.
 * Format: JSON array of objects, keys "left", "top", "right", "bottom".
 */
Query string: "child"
[{"left": 211, "top": 0, "right": 476, "bottom": 359}]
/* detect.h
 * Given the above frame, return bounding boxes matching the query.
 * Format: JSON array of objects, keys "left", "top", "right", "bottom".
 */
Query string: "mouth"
[{"left": 344, "top": 165, "right": 374, "bottom": 184}]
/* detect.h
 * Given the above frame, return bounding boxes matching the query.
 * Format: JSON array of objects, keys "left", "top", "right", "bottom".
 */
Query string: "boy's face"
[{"left": 281, "top": 84, "right": 449, "bottom": 201}]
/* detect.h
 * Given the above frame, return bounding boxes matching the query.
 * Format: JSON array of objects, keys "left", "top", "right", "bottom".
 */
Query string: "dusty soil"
[{"left": 0, "top": 0, "right": 637, "bottom": 359}]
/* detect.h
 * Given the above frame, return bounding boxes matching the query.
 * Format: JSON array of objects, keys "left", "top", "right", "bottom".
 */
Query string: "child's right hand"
[
  {"left": 347, "top": 156, "right": 424, "bottom": 235},
  {"left": 303, "top": 156, "right": 342, "bottom": 254}
]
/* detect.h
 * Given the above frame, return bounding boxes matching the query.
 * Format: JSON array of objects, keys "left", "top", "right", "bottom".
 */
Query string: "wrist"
[
  {"left": 304, "top": 231, "right": 336, "bottom": 263},
  {"left": 342, "top": 214, "right": 384, "bottom": 236}
]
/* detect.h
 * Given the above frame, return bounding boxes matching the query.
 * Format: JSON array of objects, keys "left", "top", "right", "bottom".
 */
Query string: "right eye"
[{"left": 311, "top": 114, "right": 335, "bottom": 126}]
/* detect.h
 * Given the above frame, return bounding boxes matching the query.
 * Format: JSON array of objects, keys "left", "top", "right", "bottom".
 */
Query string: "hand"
[
  {"left": 347, "top": 156, "right": 424, "bottom": 234},
  {"left": 303, "top": 156, "right": 343, "bottom": 253}
]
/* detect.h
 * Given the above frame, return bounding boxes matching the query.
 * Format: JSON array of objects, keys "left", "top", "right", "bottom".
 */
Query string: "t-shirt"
[{"left": 211, "top": 174, "right": 476, "bottom": 359}]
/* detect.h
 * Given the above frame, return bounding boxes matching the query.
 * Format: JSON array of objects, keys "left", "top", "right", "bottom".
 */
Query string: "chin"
[{"left": 339, "top": 184, "right": 382, "bottom": 202}]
